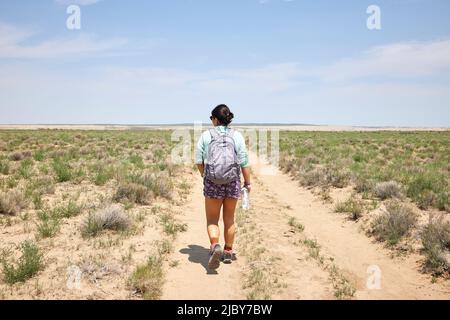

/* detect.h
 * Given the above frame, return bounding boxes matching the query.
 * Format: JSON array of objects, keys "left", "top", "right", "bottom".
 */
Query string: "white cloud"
[
  {"left": 316, "top": 39, "right": 450, "bottom": 81},
  {"left": 0, "top": 23, "right": 128, "bottom": 59},
  {"left": 0, "top": 37, "right": 449, "bottom": 125}
]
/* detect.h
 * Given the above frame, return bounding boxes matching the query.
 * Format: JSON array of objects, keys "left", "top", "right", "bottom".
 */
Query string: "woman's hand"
[{"left": 241, "top": 167, "right": 251, "bottom": 193}]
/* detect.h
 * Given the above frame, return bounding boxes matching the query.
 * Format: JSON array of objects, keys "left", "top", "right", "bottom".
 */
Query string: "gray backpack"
[{"left": 205, "top": 128, "right": 240, "bottom": 185}]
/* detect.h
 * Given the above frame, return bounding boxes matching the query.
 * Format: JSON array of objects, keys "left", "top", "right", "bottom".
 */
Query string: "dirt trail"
[
  {"left": 252, "top": 155, "right": 450, "bottom": 300},
  {"left": 162, "top": 158, "right": 450, "bottom": 300},
  {"left": 163, "top": 170, "right": 336, "bottom": 300},
  {"left": 162, "top": 175, "right": 244, "bottom": 300}
]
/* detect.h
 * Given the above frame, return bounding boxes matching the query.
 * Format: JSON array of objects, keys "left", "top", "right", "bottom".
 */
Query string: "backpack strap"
[
  {"left": 226, "top": 128, "right": 235, "bottom": 138},
  {"left": 209, "top": 128, "right": 220, "bottom": 141}
]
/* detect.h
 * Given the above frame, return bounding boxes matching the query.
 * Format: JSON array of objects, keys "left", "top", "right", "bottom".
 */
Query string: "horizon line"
[{"left": 0, "top": 123, "right": 449, "bottom": 129}]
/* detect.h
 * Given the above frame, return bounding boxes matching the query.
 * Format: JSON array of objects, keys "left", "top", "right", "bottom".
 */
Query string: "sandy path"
[
  {"left": 239, "top": 174, "right": 335, "bottom": 299},
  {"left": 252, "top": 155, "right": 450, "bottom": 300},
  {"left": 162, "top": 158, "right": 450, "bottom": 300},
  {"left": 163, "top": 170, "right": 335, "bottom": 300},
  {"left": 162, "top": 174, "right": 245, "bottom": 300}
]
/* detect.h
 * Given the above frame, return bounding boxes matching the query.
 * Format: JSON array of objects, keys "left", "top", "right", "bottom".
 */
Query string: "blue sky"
[{"left": 0, "top": 0, "right": 449, "bottom": 126}]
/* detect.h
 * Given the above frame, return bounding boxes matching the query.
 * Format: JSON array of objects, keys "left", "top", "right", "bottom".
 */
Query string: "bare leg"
[
  {"left": 205, "top": 198, "right": 223, "bottom": 246},
  {"left": 223, "top": 198, "right": 238, "bottom": 250}
]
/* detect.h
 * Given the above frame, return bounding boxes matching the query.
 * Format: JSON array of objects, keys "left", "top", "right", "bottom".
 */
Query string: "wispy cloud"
[
  {"left": 1, "top": 37, "right": 449, "bottom": 125},
  {"left": 316, "top": 39, "right": 450, "bottom": 81},
  {"left": 0, "top": 23, "right": 128, "bottom": 59}
]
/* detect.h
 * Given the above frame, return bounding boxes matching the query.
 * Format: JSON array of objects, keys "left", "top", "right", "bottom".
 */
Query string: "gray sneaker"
[
  {"left": 208, "top": 244, "right": 223, "bottom": 270},
  {"left": 222, "top": 250, "right": 233, "bottom": 264}
]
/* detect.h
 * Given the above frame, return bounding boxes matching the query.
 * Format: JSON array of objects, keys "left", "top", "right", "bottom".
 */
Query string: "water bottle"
[{"left": 241, "top": 187, "right": 250, "bottom": 210}]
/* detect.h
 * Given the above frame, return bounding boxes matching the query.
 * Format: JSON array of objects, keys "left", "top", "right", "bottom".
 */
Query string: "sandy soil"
[
  {"left": 160, "top": 154, "right": 450, "bottom": 300},
  {"left": 1, "top": 152, "right": 449, "bottom": 300},
  {"left": 250, "top": 154, "right": 450, "bottom": 299}
]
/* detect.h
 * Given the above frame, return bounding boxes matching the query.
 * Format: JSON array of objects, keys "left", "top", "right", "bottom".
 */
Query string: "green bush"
[
  {"left": 54, "top": 200, "right": 83, "bottom": 219},
  {"left": 53, "top": 159, "right": 72, "bottom": 182},
  {"left": 335, "top": 198, "right": 364, "bottom": 220},
  {"left": 33, "top": 150, "right": 46, "bottom": 162},
  {"left": 36, "top": 210, "right": 61, "bottom": 239},
  {"left": 1, "top": 241, "right": 44, "bottom": 284},
  {"left": 0, "top": 160, "right": 10, "bottom": 175},
  {"left": 129, "top": 255, "right": 164, "bottom": 300}
]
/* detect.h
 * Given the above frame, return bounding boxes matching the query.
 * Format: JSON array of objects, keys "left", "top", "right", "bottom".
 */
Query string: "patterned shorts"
[{"left": 203, "top": 178, "right": 241, "bottom": 200}]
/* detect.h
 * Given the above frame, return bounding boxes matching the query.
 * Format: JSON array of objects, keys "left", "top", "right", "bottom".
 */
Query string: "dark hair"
[{"left": 211, "top": 104, "right": 234, "bottom": 126}]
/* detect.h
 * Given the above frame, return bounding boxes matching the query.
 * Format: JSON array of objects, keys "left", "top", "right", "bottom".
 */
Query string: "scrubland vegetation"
[
  {"left": 0, "top": 130, "right": 188, "bottom": 299},
  {"left": 280, "top": 131, "right": 450, "bottom": 276}
]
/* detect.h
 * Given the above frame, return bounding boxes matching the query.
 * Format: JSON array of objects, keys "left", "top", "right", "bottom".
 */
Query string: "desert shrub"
[
  {"left": 159, "top": 212, "right": 187, "bottom": 236},
  {"left": 6, "top": 176, "right": 18, "bottom": 189},
  {"left": 354, "top": 176, "right": 374, "bottom": 194},
  {"left": 325, "top": 167, "right": 350, "bottom": 188},
  {"left": 352, "top": 153, "right": 367, "bottom": 163},
  {"left": 36, "top": 210, "right": 61, "bottom": 239},
  {"left": 335, "top": 198, "right": 364, "bottom": 220},
  {"left": 54, "top": 200, "right": 83, "bottom": 219},
  {"left": 407, "top": 173, "right": 447, "bottom": 209},
  {"left": 135, "top": 172, "right": 174, "bottom": 199},
  {"left": 114, "top": 183, "right": 152, "bottom": 205},
  {"left": 93, "top": 166, "right": 114, "bottom": 186},
  {"left": 436, "top": 192, "right": 450, "bottom": 213},
  {"left": 371, "top": 201, "right": 418, "bottom": 246},
  {"left": 157, "top": 239, "right": 173, "bottom": 256},
  {"left": 21, "top": 151, "right": 32, "bottom": 159},
  {"left": 300, "top": 168, "right": 326, "bottom": 187},
  {"left": 374, "top": 181, "right": 403, "bottom": 200},
  {"left": 81, "top": 205, "right": 132, "bottom": 237},
  {"left": 18, "top": 159, "right": 34, "bottom": 179},
  {"left": 129, "top": 154, "right": 144, "bottom": 168},
  {"left": 421, "top": 215, "right": 450, "bottom": 275},
  {"left": 53, "top": 159, "right": 72, "bottom": 182},
  {"left": 32, "top": 193, "right": 43, "bottom": 210},
  {"left": 0, "top": 189, "right": 28, "bottom": 215},
  {"left": 0, "top": 160, "right": 10, "bottom": 175},
  {"left": 280, "top": 156, "right": 298, "bottom": 174},
  {"left": 1, "top": 241, "right": 44, "bottom": 284},
  {"left": 9, "top": 152, "right": 24, "bottom": 161},
  {"left": 33, "top": 150, "right": 45, "bottom": 162},
  {"left": 416, "top": 190, "right": 436, "bottom": 210},
  {"left": 30, "top": 175, "right": 55, "bottom": 195},
  {"left": 129, "top": 255, "right": 164, "bottom": 300}
]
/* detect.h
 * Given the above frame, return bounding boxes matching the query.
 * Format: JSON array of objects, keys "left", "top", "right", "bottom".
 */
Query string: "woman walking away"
[{"left": 196, "top": 104, "right": 251, "bottom": 270}]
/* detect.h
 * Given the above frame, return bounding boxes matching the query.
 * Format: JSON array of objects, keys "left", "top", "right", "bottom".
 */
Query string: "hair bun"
[{"left": 211, "top": 104, "right": 234, "bottom": 126}]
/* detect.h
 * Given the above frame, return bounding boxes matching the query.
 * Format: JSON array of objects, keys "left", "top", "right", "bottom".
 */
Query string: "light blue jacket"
[{"left": 195, "top": 126, "right": 249, "bottom": 168}]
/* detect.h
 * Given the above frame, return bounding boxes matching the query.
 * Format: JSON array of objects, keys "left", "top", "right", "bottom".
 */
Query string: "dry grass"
[
  {"left": 335, "top": 198, "right": 364, "bottom": 221},
  {"left": 421, "top": 214, "right": 450, "bottom": 276},
  {"left": 371, "top": 201, "right": 418, "bottom": 246},
  {"left": 128, "top": 255, "right": 164, "bottom": 300},
  {"left": 81, "top": 205, "right": 132, "bottom": 238},
  {"left": 114, "top": 183, "right": 153, "bottom": 205},
  {"left": 0, "top": 189, "right": 28, "bottom": 215},
  {"left": 374, "top": 181, "right": 403, "bottom": 200}
]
